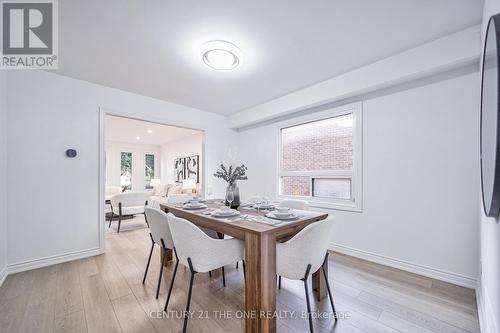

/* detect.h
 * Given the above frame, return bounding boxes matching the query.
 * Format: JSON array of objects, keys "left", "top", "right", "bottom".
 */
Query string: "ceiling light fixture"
[
  {"left": 136, "top": 136, "right": 141, "bottom": 140},
  {"left": 147, "top": 129, "right": 153, "bottom": 134},
  {"left": 201, "top": 40, "right": 241, "bottom": 71}
]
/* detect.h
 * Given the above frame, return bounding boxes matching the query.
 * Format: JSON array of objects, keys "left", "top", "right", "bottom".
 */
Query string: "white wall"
[
  {"left": 160, "top": 133, "right": 203, "bottom": 187},
  {"left": 229, "top": 26, "right": 481, "bottom": 129},
  {"left": 479, "top": 1, "right": 500, "bottom": 332},
  {"left": 105, "top": 141, "right": 161, "bottom": 191},
  {"left": 237, "top": 72, "right": 480, "bottom": 286},
  {"left": 5, "top": 70, "right": 236, "bottom": 268},
  {"left": 0, "top": 70, "right": 7, "bottom": 284}
]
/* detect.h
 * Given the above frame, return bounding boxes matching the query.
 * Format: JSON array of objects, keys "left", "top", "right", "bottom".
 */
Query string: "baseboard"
[
  {"left": 0, "top": 264, "right": 7, "bottom": 287},
  {"left": 476, "top": 280, "right": 499, "bottom": 333},
  {"left": 330, "top": 243, "right": 477, "bottom": 289},
  {"left": 6, "top": 247, "right": 102, "bottom": 276}
]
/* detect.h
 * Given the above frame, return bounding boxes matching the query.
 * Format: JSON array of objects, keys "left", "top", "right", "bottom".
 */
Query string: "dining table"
[{"left": 160, "top": 200, "right": 329, "bottom": 333}]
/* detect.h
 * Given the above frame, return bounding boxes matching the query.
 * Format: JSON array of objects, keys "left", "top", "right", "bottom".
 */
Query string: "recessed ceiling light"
[
  {"left": 136, "top": 136, "right": 141, "bottom": 140},
  {"left": 201, "top": 40, "right": 241, "bottom": 71},
  {"left": 147, "top": 129, "right": 153, "bottom": 134}
]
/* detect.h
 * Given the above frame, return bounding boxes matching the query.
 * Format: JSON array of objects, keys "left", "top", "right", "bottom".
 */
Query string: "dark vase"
[{"left": 225, "top": 182, "right": 240, "bottom": 209}]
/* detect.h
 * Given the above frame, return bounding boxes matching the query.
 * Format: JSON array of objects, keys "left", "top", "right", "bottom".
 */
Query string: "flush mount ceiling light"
[
  {"left": 201, "top": 40, "right": 241, "bottom": 71},
  {"left": 147, "top": 129, "right": 153, "bottom": 134},
  {"left": 136, "top": 136, "right": 141, "bottom": 140}
]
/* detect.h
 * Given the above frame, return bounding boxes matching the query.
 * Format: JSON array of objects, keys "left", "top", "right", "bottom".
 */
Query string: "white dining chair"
[
  {"left": 142, "top": 207, "right": 176, "bottom": 299},
  {"left": 164, "top": 195, "right": 219, "bottom": 239},
  {"left": 276, "top": 217, "right": 336, "bottom": 332},
  {"left": 247, "top": 195, "right": 264, "bottom": 203},
  {"left": 279, "top": 199, "right": 309, "bottom": 210},
  {"left": 165, "top": 213, "right": 244, "bottom": 333}
]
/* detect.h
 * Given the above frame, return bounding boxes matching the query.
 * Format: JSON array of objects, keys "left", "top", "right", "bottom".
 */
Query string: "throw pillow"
[
  {"left": 155, "top": 184, "right": 169, "bottom": 197},
  {"left": 170, "top": 184, "right": 183, "bottom": 195}
]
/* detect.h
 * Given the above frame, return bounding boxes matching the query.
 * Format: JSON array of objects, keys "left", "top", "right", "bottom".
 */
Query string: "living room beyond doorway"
[{"left": 103, "top": 114, "right": 204, "bottom": 234}]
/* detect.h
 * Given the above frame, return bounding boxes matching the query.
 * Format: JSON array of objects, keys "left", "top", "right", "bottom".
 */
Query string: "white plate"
[
  {"left": 183, "top": 204, "right": 207, "bottom": 210},
  {"left": 212, "top": 210, "right": 240, "bottom": 217},
  {"left": 254, "top": 204, "right": 275, "bottom": 210},
  {"left": 266, "top": 212, "right": 298, "bottom": 220},
  {"left": 273, "top": 211, "right": 293, "bottom": 218}
]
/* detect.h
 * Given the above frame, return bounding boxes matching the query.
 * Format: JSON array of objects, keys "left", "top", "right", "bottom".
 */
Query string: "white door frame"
[{"left": 97, "top": 107, "right": 206, "bottom": 253}]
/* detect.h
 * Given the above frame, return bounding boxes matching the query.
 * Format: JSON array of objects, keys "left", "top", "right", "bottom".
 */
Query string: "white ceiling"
[
  {"left": 57, "top": 0, "right": 483, "bottom": 115},
  {"left": 105, "top": 115, "right": 200, "bottom": 145}
]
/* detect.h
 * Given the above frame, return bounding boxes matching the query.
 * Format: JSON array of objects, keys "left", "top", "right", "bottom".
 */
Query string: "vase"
[{"left": 225, "top": 182, "right": 240, "bottom": 209}]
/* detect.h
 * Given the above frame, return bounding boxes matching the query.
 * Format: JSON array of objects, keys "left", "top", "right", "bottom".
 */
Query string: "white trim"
[
  {"left": 98, "top": 107, "right": 207, "bottom": 251},
  {"left": 98, "top": 108, "right": 106, "bottom": 254},
  {"left": 275, "top": 102, "right": 363, "bottom": 212},
  {"left": 330, "top": 243, "right": 477, "bottom": 289},
  {"left": 476, "top": 280, "right": 499, "bottom": 333},
  {"left": 5, "top": 247, "right": 101, "bottom": 276},
  {"left": 0, "top": 265, "right": 7, "bottom": 287},
  {"left": 143, "top": 152, "right": 158, "bottom": 190}
]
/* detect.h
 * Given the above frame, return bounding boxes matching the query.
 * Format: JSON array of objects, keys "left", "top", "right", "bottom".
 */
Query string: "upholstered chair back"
[
  {"left": 110, "top": 192, "right": 149, "bottom": 208},
  {"left": 276, "top": 217, "right": 334, "bottom": 280},
  {"left": 145, "top": 207, "right": 174, "bottom": 249},
  {"left": 279, "top": 199, "right": 309, "bottom": 210}
]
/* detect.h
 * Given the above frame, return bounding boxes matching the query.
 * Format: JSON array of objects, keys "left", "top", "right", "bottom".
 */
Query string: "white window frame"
[
  {"left": 120, "top": 151, "right": 133, "bottom": 191},
  {"left": 276, "top": 102, "right": 363, "bottom": 212},
  {"left": 144, "top": 152, "right": 156, "bottom": 190}
]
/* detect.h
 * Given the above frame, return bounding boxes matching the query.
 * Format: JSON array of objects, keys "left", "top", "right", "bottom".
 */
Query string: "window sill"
[{"left": 277, "top": 195, "right": 362, "bottom": 212}]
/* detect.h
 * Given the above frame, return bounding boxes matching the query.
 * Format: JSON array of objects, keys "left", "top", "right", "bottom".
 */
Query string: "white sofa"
[{"left": 148, "top": 183, "right": 196, "bottom": 208}]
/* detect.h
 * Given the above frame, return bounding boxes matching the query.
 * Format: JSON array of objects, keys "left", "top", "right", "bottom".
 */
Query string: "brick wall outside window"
[{"left": 280, "top": 114, "right": 353, "bottom": 196}]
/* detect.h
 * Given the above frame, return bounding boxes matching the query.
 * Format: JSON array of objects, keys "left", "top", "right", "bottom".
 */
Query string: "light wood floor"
[{"left": 0, "top": 217, "right": 479, "bottom": 333}]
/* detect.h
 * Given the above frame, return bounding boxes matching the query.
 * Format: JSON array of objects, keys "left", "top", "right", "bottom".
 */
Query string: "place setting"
[
  {"left": 264, "top": 207, "right": 299, "bottom": 221},
  {"left": 241, "top": 198, "right": 278, "bottom": 211},
  {"left": 205, "top": 206, "right": 241, "bottom": 219},
  {"left": 178, "top": 199, "right": 207, "bottom": 210}
]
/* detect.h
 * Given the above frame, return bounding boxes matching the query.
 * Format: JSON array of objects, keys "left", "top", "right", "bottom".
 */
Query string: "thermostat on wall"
[{"left": 66, "top": 149, "right": 77, "bottom": 158}]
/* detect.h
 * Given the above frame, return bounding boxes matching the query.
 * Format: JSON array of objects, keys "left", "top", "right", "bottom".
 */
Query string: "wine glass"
[{"left": 226, "top": 190, "right": 234, "bottom": 209}]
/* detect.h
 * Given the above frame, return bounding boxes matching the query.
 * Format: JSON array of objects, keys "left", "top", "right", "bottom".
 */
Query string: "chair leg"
[
  {"left": 108, "top": 203, "right": 114, "bottom": 228},
  {"left": 117, "top": 203, "right": 123, "bottom": 233},
  {"left": 302, "top": 264, "right": 313, "bottom": 333},
  {"left": 143, "top": 201, "right": 149, "bottom": 227},
  {"left": 322, "top": 253, "right": 337, "bottom": 320},
  {"left": 142, "top": 236, "right": 154, "bottom": 284},
  {"left": 164, "top": 248, "right": 179, "bottom": 311},
  {"left": 236, "top": 261, "right": 239, "bottom": 269},
  {"left": 156, "top": 249, "right": 165, "bottom": 299},
  {"left": 222, "top": 266, "right": 226, "bottom": 287},
  {"left": 242, "top": 260, "right": 246, "bottom": 278},
  {"left": 209, "top": 271, "right": 212, "bottom": 278},
  {"left": 183, "top": 258, "right": 196, "bottom": 333},
  {"left": 278, "top": 275, "right": 282, "bottom": 290}
]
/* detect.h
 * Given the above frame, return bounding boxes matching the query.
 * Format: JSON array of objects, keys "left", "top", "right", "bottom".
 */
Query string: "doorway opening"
[{"left": 98, "top": 111, "right": 204, "bottom": 249}]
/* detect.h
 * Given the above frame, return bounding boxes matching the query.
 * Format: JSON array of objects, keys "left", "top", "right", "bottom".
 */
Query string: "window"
[
  {"left": 145, "top": 154, "right": 155, "bottom": 189},
  {"left": 278, "top": 103, "right": 362, "bottom": 211},
  {"left": 120, "top": 152, "right": 132, "bottom": 191}
]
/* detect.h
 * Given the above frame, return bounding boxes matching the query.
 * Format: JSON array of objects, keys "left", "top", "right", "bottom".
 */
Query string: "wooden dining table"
[{"left": 160, "top": 200, "right": 329, "bottom": 333}]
